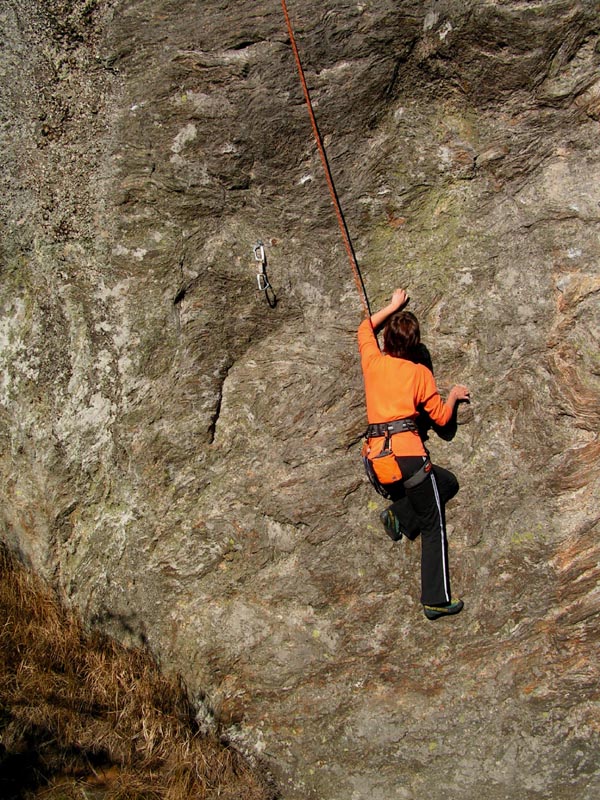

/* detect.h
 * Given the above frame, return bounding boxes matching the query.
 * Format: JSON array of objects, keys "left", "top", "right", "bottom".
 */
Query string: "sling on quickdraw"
[{"left": 281, "top": 0, "right": 371, "bottom": 317}]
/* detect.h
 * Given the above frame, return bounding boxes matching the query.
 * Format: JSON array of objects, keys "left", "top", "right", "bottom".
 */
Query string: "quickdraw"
[{"left": 253, "top": 240, "right": 277, "bottom": 308}]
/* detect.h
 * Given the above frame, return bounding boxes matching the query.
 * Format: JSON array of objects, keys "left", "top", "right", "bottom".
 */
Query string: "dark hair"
[{"left": 383, "top": 311, "right": 421, "bottom": 359}]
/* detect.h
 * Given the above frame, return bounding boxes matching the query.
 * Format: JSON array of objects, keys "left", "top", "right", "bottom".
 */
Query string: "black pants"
[{"left": 386, "top": 457, "right": 459, "bottom": 606}]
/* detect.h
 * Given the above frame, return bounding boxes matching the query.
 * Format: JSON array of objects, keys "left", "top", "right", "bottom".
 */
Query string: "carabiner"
[
  {"left": 253, "top": 241, "right": 266, "bottom": 267},
  {"left": 256, "top": 272, "right": 271, "bottom": 292}
]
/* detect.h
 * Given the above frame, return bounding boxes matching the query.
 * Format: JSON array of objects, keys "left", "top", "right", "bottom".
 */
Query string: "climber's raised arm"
[{"left": 369, "top": 288, "right": 409, "bottom": 330}]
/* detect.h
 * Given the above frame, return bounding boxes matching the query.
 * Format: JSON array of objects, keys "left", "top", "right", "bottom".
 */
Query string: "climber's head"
[{"left": 383, "top": 310, "right": 421, "bottom": 359}]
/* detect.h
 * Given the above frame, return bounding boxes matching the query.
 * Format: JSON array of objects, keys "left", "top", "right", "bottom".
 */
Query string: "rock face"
[{"left": 1, "top": 1, "right": 599, "bottom": 798}]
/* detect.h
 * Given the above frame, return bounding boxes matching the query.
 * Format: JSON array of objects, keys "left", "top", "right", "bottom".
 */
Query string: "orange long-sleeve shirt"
[{"left": 358, "top": 318, "right": 453, "bottom": 458}]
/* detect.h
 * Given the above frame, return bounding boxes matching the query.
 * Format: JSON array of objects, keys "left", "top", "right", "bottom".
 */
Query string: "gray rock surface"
[{"left": 1, "top": 1, "right": 599, "bottom": 798}]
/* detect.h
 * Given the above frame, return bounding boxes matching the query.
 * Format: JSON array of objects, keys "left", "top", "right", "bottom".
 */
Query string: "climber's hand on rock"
[
  {"left": 390, "top": 288, "right": 409, "bottom": 311},
  {"left": 370, "top": 288, "right": 409, "bottom": 329},
  {"left": 449, "top": 384, "right": 471, "bottom": 403}
]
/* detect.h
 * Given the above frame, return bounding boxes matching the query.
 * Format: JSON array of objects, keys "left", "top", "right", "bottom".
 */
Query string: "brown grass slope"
[{"left": 0, "top": 543, "right": 276, "bottom": 800}]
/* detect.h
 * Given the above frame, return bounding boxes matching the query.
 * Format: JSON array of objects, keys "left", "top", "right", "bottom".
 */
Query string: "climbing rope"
[{"left": 280, "top": 0, "right": 372, "bottom": 317}]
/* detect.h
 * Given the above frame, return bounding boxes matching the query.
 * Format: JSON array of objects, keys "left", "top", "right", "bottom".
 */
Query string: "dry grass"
[{"left": 0, "top": 544, "right": 276, "bottom": 800}]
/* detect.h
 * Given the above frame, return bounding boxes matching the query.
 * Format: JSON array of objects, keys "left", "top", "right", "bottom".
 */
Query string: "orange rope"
[{"left": 280, "top": 0, "right": 371, "bottom": 316}]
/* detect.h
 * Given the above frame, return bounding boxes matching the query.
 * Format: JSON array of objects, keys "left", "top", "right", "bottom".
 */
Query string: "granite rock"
[{"left": 1, "top": 1, "right": 599, "bottom": 798}]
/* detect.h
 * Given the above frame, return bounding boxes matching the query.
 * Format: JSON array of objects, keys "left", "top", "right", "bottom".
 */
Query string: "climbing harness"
[
  {"left": 362, "top": 421, "right": 410, "bottom": 489},
  {"left": 362, "top": 418, "right": 431, "bottom": 496},
  {"left": 253, "top": 240, "right": 277, "bottom": 308},
  {"left": 280, "top": 0, "right": 371, "bottom": 317}
]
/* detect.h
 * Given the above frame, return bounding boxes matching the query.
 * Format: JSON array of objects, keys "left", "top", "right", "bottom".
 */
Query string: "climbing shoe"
[
  {"left": 380, "top": 507, "right": 403, "bottom": 541},
  {"left": 423, "top": 599, "right": 464, "bottom": 620}
]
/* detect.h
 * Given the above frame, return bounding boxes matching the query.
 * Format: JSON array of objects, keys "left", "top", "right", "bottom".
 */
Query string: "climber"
[{"left": 358, "top": 288, "right": 470, "bottom": 620}]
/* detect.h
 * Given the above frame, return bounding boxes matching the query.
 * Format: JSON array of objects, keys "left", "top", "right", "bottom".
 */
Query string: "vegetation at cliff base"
[{"left": 0, "top": 544, "right": 274, "bottom": 800}]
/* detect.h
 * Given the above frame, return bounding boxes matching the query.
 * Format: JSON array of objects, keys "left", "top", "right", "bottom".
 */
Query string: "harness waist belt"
[{"left": 365, "top": 418, "right": 418, "bottom": 438}]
